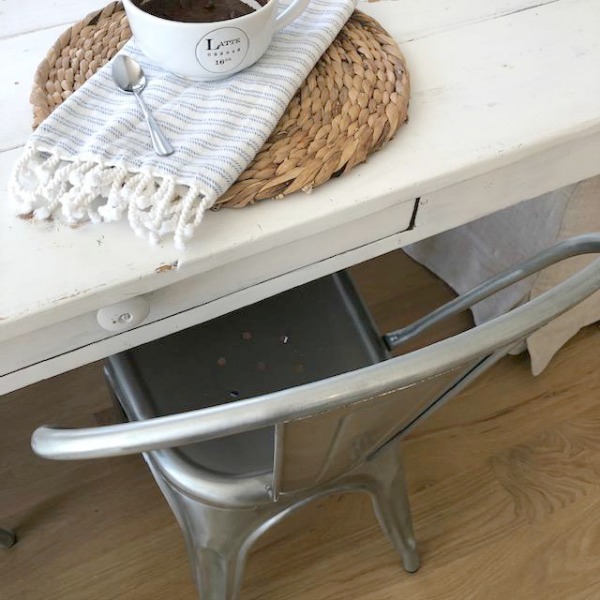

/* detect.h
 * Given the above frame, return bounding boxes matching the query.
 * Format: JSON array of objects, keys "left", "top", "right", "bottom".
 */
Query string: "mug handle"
[{"left": 275, "top": 0, "right": 311, "bottom": 31}]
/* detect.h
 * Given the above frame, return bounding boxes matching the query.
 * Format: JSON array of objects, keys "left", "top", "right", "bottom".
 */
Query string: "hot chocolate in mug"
[{"left": 122, "top": 0, "right": 311, "bottom": 80}]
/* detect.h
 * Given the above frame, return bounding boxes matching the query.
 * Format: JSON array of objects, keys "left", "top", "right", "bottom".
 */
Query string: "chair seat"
[{"left": 106, "top": 272, "right": 389, "bottom": 477}]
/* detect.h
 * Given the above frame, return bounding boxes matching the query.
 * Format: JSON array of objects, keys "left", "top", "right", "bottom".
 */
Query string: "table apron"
[
  {"left": 3, "top": 128, "right": 600, "bottom": 395},
  {"left": 0, "top": 199, "right": 418, "bottom": 394},
  {"left": 402, "top": 131, "right": 600, "bottom": 245}
]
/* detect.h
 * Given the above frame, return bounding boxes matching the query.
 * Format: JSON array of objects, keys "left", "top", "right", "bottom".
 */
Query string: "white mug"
[{"left": 122, "top": 0, "right": 311, "bottom": 80}]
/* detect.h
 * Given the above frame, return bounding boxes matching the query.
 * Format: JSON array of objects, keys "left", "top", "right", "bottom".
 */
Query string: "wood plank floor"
[{"left": 1, "top": 251, "right": 599, "bottom": 600}]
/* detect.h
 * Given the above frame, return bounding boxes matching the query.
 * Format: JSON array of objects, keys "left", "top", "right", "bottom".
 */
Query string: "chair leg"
[
  {"left": 0, "top": 528, "right": 17, "bottom": 548},
  {"left": 366, "top": 443, "right": 420, "bottom": 573},
  {"left": 186, "top": 508, "right": 254, "bottom": 600},
  {"left": 146, "top": 461, "right": 278, "bottom": 600}
]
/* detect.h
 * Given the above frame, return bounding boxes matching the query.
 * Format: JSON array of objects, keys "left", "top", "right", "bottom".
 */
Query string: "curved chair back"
[
  {"left": 274, "top": 362, "right": 477, "bottom": 494},
  {"left": 32, "top": 234, "right": 600, "bottom": 497}
]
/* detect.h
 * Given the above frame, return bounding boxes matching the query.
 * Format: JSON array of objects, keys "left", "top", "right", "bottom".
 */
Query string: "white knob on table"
[{"left": 96, "top": 297, "right": 150, "bottom": 332}]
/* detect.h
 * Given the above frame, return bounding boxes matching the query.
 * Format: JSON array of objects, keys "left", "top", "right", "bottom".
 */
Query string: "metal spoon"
[{"left": 112, "top": 55, "right": 174, "bottom": 156}]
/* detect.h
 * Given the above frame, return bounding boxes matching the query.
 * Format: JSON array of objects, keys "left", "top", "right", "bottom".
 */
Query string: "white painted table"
[{"left": 1, "top": 0, "right": 599, "bottom": 394}]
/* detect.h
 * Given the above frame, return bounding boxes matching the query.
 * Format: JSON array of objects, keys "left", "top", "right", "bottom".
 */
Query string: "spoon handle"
[{"left": 133, "top": 90, "right": 174, "bottom": 157}]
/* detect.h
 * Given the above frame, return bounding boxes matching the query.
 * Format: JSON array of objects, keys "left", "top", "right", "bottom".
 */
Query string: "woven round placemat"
[{"left": 30, "top": 2, "right": 409, "bottom": 209}]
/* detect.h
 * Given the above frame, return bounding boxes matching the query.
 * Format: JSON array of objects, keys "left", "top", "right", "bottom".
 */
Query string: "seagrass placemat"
[{"left": 30, "top": 2, "right": 409, "bottom": 208}]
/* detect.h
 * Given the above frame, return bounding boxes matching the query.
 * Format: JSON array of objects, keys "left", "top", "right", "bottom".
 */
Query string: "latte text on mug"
[{"left": 197, "top": 27, "right": 249, "bottom": 73}]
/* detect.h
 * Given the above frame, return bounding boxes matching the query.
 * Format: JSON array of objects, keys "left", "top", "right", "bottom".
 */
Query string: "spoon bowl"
[{"left": 112, "top": 55, "right": 147, "bottom": 93}]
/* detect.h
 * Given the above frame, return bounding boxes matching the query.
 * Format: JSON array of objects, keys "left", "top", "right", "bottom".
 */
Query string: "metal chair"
[{"left": 32, "top": 234, "right": 600, "bottom": 600}]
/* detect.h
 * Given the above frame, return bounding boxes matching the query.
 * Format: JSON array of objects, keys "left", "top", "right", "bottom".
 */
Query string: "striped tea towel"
[{"left": 9, "top": 0, "right": 356, "bottom": 248}]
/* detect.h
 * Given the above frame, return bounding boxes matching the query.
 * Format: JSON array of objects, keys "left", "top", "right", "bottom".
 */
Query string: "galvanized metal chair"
[{"left": 32, "top": 234, "right": 600, "bottom": 600}]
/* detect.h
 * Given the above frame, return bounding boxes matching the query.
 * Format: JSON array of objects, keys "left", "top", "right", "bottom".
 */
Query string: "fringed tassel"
[
  {"left": 9, "top": 144, "right": 215, "bottom": 247},
  {"left": 174, "top": 183, "right": 213, "bottom": 249}
]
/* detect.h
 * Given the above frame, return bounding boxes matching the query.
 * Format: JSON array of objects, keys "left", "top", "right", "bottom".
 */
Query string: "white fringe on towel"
[{"left": 10, "top": 144, "right": 214, "bottom": 248}]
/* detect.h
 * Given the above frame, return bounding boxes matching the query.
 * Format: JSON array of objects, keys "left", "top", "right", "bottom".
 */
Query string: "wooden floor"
[{"left": 1, "top": 251, "right": 599, "bottom": 600}]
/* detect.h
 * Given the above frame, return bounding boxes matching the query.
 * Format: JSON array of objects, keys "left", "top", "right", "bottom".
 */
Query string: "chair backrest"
[
  {"left": 272, "top": 363, "right": 478, "bottom": 493},
  {"left": 272, "top": 233, "right": 600, "bottom": 494},
  {"left": 32, "top": 234, "right": 600, "bottom": 494}
]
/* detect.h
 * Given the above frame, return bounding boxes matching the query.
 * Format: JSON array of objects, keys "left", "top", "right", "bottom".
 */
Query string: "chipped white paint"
[{"left": 0, "top": 0, "right": 599, "bottom": 392}]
